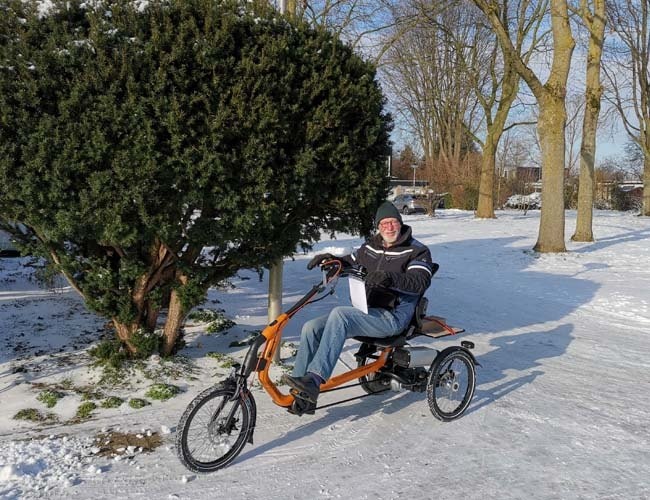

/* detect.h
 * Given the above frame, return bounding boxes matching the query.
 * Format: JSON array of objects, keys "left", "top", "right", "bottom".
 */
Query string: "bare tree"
[
  {"left": 295, "top": 1, "right": 405, "bottom": 61},
  {"left": 567, "top": 0, "right": 607, "bottom": 240},
  {"left": 472, "top": 0, "right": 575, "bottom": 252},
  {"left": 381, "top": 1, "right": 484, "bottom": 198},
  {"left": 604, "top": 0, "right": 650, "bottom": 216},
  {"left": 461, "top": 0, "right": 549, "bottom": 218}
]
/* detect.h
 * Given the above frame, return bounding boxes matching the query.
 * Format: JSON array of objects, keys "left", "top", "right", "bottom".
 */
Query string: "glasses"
[{"left": 379, "top": 220, "right": 401, "bottom": 229}]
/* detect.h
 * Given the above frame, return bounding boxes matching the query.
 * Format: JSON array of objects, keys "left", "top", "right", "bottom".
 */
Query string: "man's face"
[{"left": 378, "top": 218, "right": 401, "bottom": 246}]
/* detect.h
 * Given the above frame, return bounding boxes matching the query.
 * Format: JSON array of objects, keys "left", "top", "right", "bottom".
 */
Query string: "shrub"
[
  {"left": 13, "top": 408, "right": 54, "bottom": 422},
  {"left": 100, "top": 396, "right": 124, "bottom": 409},
  {"left": 144, "top": 383, "right": 180, "bottom": 401},
  {"left": 0, "top": 0, "right": 391, "bottom": 359},
  {"left": 189, "top": 308, "right": 236, "bottom": 333},
  {"left": 75, "top": 402, "right": 97, "bottom": 420},
  {"left": 128, "top": 398, "right": 150, "bottom": 409},
  {"left": 37, "top": 389, "right": 64, "bottom": 408},
  {"left": 89, "top": 340, "right": 128, "bottom": 369}
]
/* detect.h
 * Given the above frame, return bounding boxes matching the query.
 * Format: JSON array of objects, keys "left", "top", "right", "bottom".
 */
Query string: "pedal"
[
  {"left": 287, "top": 397, "right": 316, "bottom": 416},
  {"left": 289, "top": 387, "right": 318, "bottom": 404}
]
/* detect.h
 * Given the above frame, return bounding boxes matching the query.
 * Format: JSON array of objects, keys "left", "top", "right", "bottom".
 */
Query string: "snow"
[{"left": 1, "top": 209, "right": 650, "bottom": 499}]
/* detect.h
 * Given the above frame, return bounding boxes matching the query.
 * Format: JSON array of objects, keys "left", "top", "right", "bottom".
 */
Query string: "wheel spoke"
[
  {"left": 427, "top": 350, "right": 476, "bottom": 421},
  {"left": 177, "top": 384, "right": 254, "bottom": 472}
]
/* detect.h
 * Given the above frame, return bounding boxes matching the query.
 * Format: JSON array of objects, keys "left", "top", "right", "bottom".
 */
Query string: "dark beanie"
[{"left": 374, "top": 201, "right": 403, "bottom": 227}]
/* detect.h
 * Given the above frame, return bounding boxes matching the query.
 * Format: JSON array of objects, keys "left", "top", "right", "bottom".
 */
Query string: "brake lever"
[{"left": 320, "top": 260, "right": 341, "bottom": 287}]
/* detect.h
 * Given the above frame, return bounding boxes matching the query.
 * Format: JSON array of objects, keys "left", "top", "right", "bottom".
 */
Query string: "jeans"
[{"left": 292, "top": 306, "right": 403, "bottom": 381}]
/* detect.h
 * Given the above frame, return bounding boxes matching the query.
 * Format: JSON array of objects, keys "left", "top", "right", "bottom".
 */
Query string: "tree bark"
[
  {"left": 477, "top": 138, "right": 497, "bottom": 218},
  {"left": 572, "top": 0, "right": 606, "bottom": 241},
  {"left": 534, "top": 94, "right": 568, "bottom": 252},
  {"left": 161, "top": 272, "right": 189, "bottom": 356},
  {"left": 113, "top": 321, "right": 138, "bottom": 354}
]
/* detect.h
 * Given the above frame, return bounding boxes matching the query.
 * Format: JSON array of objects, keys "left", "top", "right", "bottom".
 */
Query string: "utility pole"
[
  {"left": 269, "top": 0, "right": 297, "bottom": 363},
  {"left": 268, "top": 258, "right": 283, "bottom": 364}
]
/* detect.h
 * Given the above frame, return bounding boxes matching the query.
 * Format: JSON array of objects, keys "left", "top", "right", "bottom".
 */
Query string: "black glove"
[
  {"left": 307, "top": 253, "right": 335, "bottom": 270},
  {"left": 365, "top": 270, "right": 393, "bottom": 288}
]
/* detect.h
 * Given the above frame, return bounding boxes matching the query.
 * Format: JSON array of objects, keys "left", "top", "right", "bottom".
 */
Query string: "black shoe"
[
  {"left": 287, "top": 397, "right": 316, "bottom": 416},
  {"left": 284, "top": 375, "right": 321, "bottom": 404}
]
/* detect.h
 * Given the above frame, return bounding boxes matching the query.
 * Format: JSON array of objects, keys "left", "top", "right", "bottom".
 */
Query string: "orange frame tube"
[{"left": 255, "top": 313, "right": 391, "bottom": 408}]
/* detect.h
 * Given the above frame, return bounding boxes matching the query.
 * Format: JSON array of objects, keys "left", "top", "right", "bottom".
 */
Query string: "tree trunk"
[
  {"left": 644, "top": 128, "right": 650, "bottom": 215},
  {"left": 268, "top": 259, "right": 283, "bottom": 363},
  {"left": 572, "top": 90, "right": 599, "bottom": 241},
  {"left": 572, "top": 0, "right": 605, "bottom": 241},
  {"left": 161, "top": 273, "right": 189, "bottom": 356},
  {"left": 145, "top": 300, "right": 159, "bottom": 332},
  {"left": 476, "top": 138, "right": 497, "bottom": 218},
  {"left": 475, "top": 70, "right": 518, "bottom": 220},
  {"left": 534, "top": 94, "right": 568, "bottom": 252},
  {"left": 641, "top": 152, "right": 650, "bottom": 217},
  {"left": 113, "top": 321, "right": 138, "bottom": 354}
]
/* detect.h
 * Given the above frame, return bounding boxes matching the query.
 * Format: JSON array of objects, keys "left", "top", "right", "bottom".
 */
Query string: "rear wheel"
[
  {"left": 176, "top": 381, "right": 256, "bottom": 472},
  {"left": 357, "top": 355, "right": 391, "bottom": 394},
  {"left": 401, "top": 206, "right": 410, "bottom": 215},
  {"left": 427, "top": 348, "right": 476, "bottom": 421}
]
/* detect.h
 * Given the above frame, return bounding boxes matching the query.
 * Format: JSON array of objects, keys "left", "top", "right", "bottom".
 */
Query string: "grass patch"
[
  {"left": 188, "top": 308, "right": 236, "bottom": 333},
  {"left": 13, "top": 408, "right": 58, "bottom": 423},
  {"left": 144, "top": 383, "right": 180, "bottom": 401},
  {"left": 80, "top": 389, "right": 104, "bottom": 401},
  {"left": 75, "top": 401, "right": 97, "bottom": 420},
  {"left": 59, "top": 378, "right": 74, "bottom": 390},
  {"left": 128, "top": 398, "right": 150, "bottom": 409},
  {"left": 37, "top": 389, "right": 64, "bottom": 408},
  {"left": 206, "top": 351, "right": 239, "bottom": 369},
  {"left": 140, "top": 355, "right": 199, "bottom": 383},
  {"left": 100, "top": 396, "right": 124, "bottom": 409}
]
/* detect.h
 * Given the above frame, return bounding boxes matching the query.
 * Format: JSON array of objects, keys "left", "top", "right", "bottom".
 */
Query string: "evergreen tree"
[{"left": 0, "top": 0, "right": 392, "bottom": 355}]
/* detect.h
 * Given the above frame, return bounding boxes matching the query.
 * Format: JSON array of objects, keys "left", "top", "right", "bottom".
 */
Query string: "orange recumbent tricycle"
[{"left": 176, "top": 259, "right": 478, "bottom": 472}]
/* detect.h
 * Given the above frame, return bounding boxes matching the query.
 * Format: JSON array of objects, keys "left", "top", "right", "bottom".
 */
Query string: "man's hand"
[
  {"left": 365, "top": 270, "right": 393, "bottom": 288},
  {"left": 307, "top": 253, "right": 335, "bottom": 270}
]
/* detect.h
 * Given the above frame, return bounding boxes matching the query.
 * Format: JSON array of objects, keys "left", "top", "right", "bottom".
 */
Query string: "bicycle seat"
[
  {"left": 352, "top": 263, "right": 438, "bottom": 348},
  {"left": 353, "top": 333, "right": 410, "bottom": 347}
]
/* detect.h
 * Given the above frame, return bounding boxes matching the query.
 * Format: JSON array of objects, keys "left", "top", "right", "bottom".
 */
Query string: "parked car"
[
  {"left": 391, "top": 194, "right": 428, "bottom": 215},
  {"left": 505, "top": 192, "right": 541, "bottom": 209}
]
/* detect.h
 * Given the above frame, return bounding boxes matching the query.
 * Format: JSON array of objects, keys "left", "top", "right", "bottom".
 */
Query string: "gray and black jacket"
[{"left": 343, "top": 225, "right": 435, "bottom": 329}]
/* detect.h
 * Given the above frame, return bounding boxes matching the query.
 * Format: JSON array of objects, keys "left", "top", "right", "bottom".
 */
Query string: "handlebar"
[{"left": 319, "top": 259, "right": 366, "bottom": 283}]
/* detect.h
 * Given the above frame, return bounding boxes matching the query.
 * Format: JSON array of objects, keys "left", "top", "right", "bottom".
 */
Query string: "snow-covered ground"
[{"left": 1, "top": 209, "right": 649, "bottom": 499}]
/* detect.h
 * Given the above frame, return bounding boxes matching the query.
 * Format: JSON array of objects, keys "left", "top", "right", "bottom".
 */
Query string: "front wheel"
[
  {"left": 427, "top": 347, "right": 476, "bottom": 422},
  {"left": 176, "top": 381, "right": 256, "bottom": 473}
]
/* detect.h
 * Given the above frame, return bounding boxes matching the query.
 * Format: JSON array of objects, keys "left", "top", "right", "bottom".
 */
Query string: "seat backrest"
[
  {"left": 411, "top": 296, "right": 428, "bottom": 333},
  {"left": 410, "top": 263, "right": 437, "bottom": 333}
]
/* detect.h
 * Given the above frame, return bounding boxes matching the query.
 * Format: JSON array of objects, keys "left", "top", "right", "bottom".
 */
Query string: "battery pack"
[{"left": 393, "top": 346, "right": 438, "bottom": 368}]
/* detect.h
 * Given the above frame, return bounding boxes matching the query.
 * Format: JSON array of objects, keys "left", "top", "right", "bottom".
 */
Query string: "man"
[{"left": 285, "top": 201, "right": 435, "bottom": 407}]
